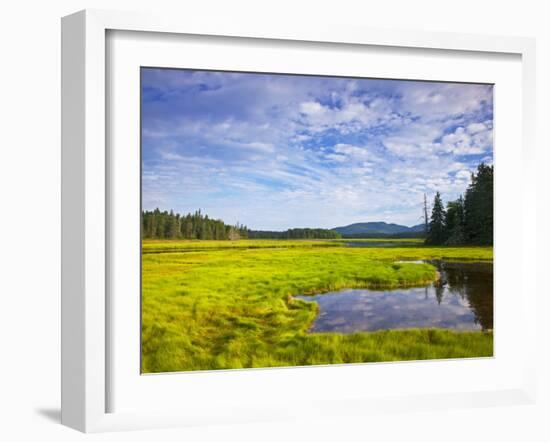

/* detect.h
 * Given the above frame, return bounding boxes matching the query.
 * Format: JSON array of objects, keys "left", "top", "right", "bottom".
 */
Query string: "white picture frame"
[{"left": 61, "top": 9, "right": 537, "bottom": 433}]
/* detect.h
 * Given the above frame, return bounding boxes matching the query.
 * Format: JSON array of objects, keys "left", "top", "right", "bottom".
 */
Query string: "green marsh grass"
[{"left": 141, "top": 240, "right": 493, "bottom": 373}]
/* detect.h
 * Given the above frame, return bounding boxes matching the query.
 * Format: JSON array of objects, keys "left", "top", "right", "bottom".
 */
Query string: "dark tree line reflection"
[{"left": 429, "top": 261, "right": 493, "bottom": 330}]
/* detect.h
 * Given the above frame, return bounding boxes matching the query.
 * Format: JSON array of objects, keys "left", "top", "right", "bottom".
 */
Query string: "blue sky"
[{"left": 141, "top": 68, "right": 493, "bottom": 230}]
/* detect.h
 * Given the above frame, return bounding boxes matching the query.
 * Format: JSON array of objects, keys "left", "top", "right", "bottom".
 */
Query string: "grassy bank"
[
  {"left": 141, "top": 240, "right": 493, "bottom": 373},
  {"left": 332, "top": 238, "right": 425, "bottom": 244},
  {"left": 142, "top": 239, "right": 341, "bottom": 253}
]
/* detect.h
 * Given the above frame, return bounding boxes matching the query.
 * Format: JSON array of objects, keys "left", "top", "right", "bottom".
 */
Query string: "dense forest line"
[
  {"left": 141, "top": 209, "right": 339, "bottom": 240},
  {"left": 248, "top": 228, "right": 341, "bottom": 239},
  {"left": 141, "top": 209, "right": 249, "bottom": 240},
  {"left": 141, "top": 209, "right": 341, "bottom": 240},
  {"left": 425, "top": 163, "right": 493, "bottom": 246}
]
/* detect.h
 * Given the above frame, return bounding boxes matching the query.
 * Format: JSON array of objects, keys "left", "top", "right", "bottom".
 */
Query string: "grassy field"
[
  {"left": 141, "top": 239, "right": 493, "bottom": 373},
  {"left": 332, "top": 238, "right": 425, "bottom": 243}
]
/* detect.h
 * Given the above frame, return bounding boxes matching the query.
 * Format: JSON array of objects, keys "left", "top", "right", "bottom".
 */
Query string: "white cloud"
[
  {"left": 300, "top": 101, "right": 326, "bottom": 116},
  {"left": 455, "top": 169, "right": 472, "bottom": 180},
  {"left": 398, "top": 82, "right": 493, "bottom": 121},
  {"left": 441, "top": 125, "right": 493, "bottom": 155},
  {"left": 333, "top": 143, "right": 370, "bottom": 158},
  {"left": 325, "top": 153, "right": 347, "bottom": 162},
  {"left": 466, "top": 122, "right": 487, "bottom": 134},
  {"left": 240, "top": 141, "right": 275, "bottom": 153}
]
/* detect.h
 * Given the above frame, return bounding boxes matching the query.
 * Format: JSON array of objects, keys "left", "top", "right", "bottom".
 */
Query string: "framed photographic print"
[
  {"left": 139, "top": 67, "right": 495, "bottom": 374},
  {"left": 61, "top": 9, "right": 537, "bottom": 432}
]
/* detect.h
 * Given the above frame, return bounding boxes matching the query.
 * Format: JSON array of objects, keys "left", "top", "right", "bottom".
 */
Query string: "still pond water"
[{"left": 296, "top": 261, "right": 493, "bottom": 333}]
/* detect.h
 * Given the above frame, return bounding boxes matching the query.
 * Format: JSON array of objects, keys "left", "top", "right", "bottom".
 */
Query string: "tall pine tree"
[
  {"left": 423, "top": 162, "right": 493, "bottom": 246},
  {"left": 444, "top": 196, "right": 465, "bottom": 245},
  {"left": 464, "top": 163, "right": 493, "bottom": 245},
  {"left": 426, "top": 192, "right": 447, "bottom": 245},
  {"left": 141, "top": 209, "right": 248, "bottom": 240}
]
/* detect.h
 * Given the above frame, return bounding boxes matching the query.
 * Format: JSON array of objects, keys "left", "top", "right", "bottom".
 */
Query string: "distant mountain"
[
  {"left": 332, "top": 222, "right": 425, "bottom": 238},
  {"left": 408, "top": 223, "right": 426, "bottom": 232}
]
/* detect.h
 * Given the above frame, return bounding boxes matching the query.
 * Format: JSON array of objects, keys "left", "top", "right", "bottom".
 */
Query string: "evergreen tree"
[
  {"left": 423, "top": 162, "right": 493, "bottom": 246},
  {"left": 426, "top": 192, "right": 447, "bottom": 245},
  {"left": 423, "top": 193, "right": 429, "bottom": 236},
  {"left": 166, "top": 210, "right": 179, "bottom": 239},
  {"left": 444, "top": 196, "right": 466, "bottom": 245},
  {"left": 151, "top": 215, "right": 157, "bottom": 238},
  {"left": 464, "top": 163, "right": 493, "bottom": 245},
  {"left": 155, "top": 210, "right": 164, "bottom": 238},
  {"left": 141, "top": 209, "right": 248, "bottom": 240}
]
